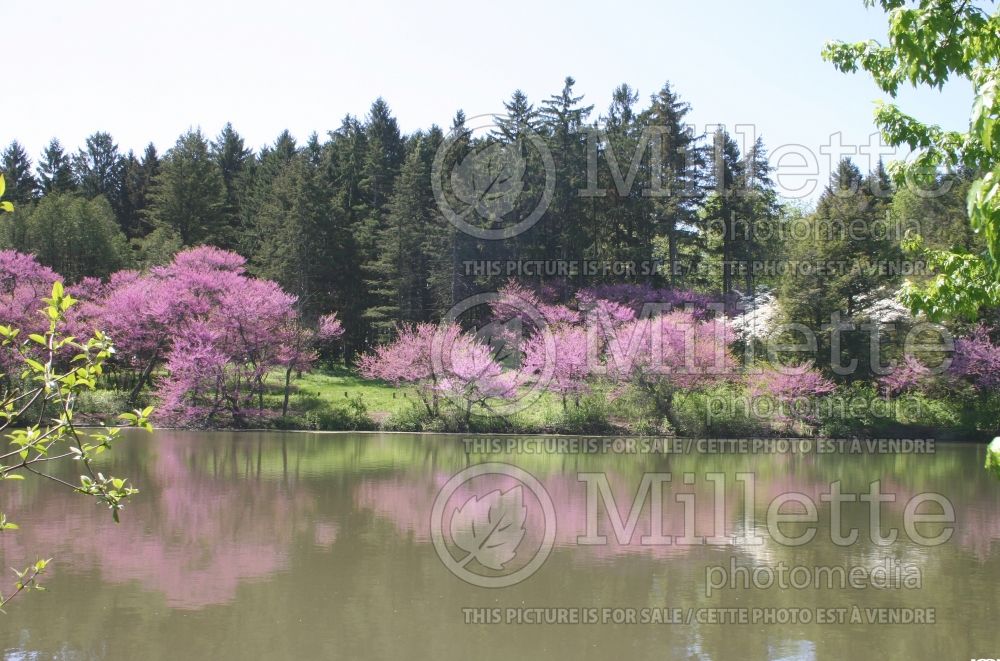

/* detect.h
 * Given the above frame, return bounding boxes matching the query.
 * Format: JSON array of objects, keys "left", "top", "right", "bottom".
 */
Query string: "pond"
[{"left": 1, "top": 431, "right": 998, "bottom": 659}]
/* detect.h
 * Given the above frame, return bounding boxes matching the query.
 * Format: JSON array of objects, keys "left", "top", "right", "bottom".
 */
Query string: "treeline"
[{"left": 0, "top": 76, "right": 980, "bottom": 360}]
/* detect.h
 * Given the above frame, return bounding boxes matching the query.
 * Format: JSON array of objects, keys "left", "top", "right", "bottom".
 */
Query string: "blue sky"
[{"left": 6, "top": 0, "right": 969, "bottom": 198}]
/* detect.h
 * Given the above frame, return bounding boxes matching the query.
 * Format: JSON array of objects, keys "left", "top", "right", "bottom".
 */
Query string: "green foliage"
[
  {"left": 0, "top": 283, "right": 152, "bottom": 611},
  {"left": 379, "top": 401, "right": 432, "bottom": 432},
  {"left": 36, "top": 139, "right": 76, "bottom": 196},
  {"left": 0, "top": 193, "right": 132, "bottom": 280},
  {"left": 146, "top": 129, "right": 227, "bottom": 246},
  {"left": 76, "top": 389, "right": 130, "bottom": 423},
  {"left": 824, "top": 0, "right": 1000, "bottom": 317},
  {"left": 277, "top": 392, "right": 375, "bottom": 431},
  {"left": 778, "top": 161, "right": 900, "bottom": 377},
  {"left": 136, "top": 225, "right": 184, "bottom": 267},
  {"left": 547, "top": 394, "right": 617, "bottom": 434},
  {"left": 1, "top": 142, "right": 38, "bottom": 205},
  {"left": 363, "top": 131, "right": 443, "bottom": 335},
  {"left": 0, "top": 174, "right": 13, "bottom": 213},
  {"left": 986, "top": 437, "right": 1000, "bottom": 480},
  {"left": 900, "top": 237, "right": 1000, "bottom": 319},
  {"left": 116, "top": 145, "right": 160, "bottom": 239}
]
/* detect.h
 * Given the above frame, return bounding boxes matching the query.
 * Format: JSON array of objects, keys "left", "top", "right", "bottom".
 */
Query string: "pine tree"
[
  {"left": 327, "top": 115, "right": 367, "bottom": 216},
  {"left": 321, "top": 117, "right": 371, "bottom": 359},
  {"left": 1, "top": 141, "right": 39, "bottom": 205},
  {"left": 492, "top": 90, "right": 540, "bottom": 142},
  {"left": 73, "top": 132, "right": 124, "bottom": 201},
  {"left": 146, "top": 129, "right": 227, "bottom": 246},
  {"left": 486, "top": 90, "right": 544, "bottom": 266},
  {"left": 779, "top": 159, "right": 898, "bottom": 379},
  {"left": 539, "top": 76, "right": 594, "bottom": 263},
  {"left": 211, "top": 123, "right": 253, "bottom": 248},
  {"left": 37, "top": 139, "right": 76, "bottom": 195},
  {"left": 427, "top": 111, "right": 474, "bottom": 311},
  {"left": 702, "top": 127, "right": 745, "bottom": 299},
  {"left": 597, "top": 84, "right": 645, "bottom": 266},
  {"left": 117, "top": 144, "right": 160, "bottom": 238},
  {"left": 638, "top": 82, "right": 706, "bottom": 284},
  {"left": 365, "top": 132, "right": 441, "bottom": 335},
  {"left": 238, "top": 130, "right": 298, "bottom": 261},
  {"left": 355, "top": 99, "right": 405, "bottom": 343}
]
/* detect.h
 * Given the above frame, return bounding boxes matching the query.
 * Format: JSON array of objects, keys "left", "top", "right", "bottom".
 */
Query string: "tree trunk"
[
  {"left": 281, "top": 366, "right": 293, "bottom": 417},
  {"left": 127, "top": 346, "right": 163, "bottom": 407}
]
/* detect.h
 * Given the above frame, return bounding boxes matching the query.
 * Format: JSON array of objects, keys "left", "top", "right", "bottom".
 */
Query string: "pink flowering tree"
[
  {"left": 877, "top": 354, "right": 934, "bottom": 397},
  {"left": 576, "top": 283, "right": 717, "bottom": 318},
  {"left": 605, "top": 310, "right": 738, "bottom": 430},
  {"left": 949, "top": 325, "right": 1000, "bottom": 393},
  {"left": 434, "top": 328, "right": 518, "bottom": 425},
  {"left": 521, "top": 325, "right": 592, "bottom": 409},
  {"left": 65, "top": 247, "right": 334, "bottom": 427},
  {"left": 277, "top": 313, "right": 344, "bottom": 416},
  {"left": 358, "top": 322, "right": 516, "bottom": 425},
  {"left": 491, "top": 281, "right": 580, "bottom": 328},
  {"left": 877, "top": 326, "right": 1000, "bottom": 398},
  {"left": 749, "top": 364, "right": 836, "bottom": 430},
  {"left": 357, "top": 322, "right": 441, "bottom": 415}
]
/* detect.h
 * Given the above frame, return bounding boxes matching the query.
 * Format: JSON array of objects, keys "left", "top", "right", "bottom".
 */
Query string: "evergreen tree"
[
  {"left": 238, "top": 130, "right": 298, "bottom": 261},
  {"left": 702, "top": 127, "right": 745, "bottom": 298},
  {"left": 492, "top": 90, "right": 540, "bottom": 142},
  {"left": 327, "top": 115, "right": 367, "bottom": 216},
  {"left": 365, "top": 131, "right": 441, "bottom": 335},
  {"left": 360, "top": 98, "right": 404, "bottom": 216},
  {"left": 639, "top": 82, "right": 706, "bottom": 283},
  {"left": 539, "top": 76, "right": 594, "bottom": 263},
  {"left": 1, "top": 141, "right": 38, "bottom": 205},
  {"left": 73, "top": 132, "right": 124, "bottom": 201},
  {"left": 702, "top": 131, "right": 780, "bottom": 299},
  {"left": 146, "top": 129, "right": 227, "bottom": 246},
  {"left": 485, "top": 90, "right": 545, "bottom": 267},
  {"left": 737, "top": 136, "right": 781, "bottom": 294},
  {"left": 211, "top": 123, "right": 253, "bottom": 248},
  {"left": 37, "top": 139, "right": 76, "bottom": 195},
  {"left": 428, "top": 111, "right": 474, "bottom": 310},
  {"left": 596, "top": 84, "right": 645, "bottom": 266},
  {"left": 779, "top": 159, "right": 898, "bottom": 379},
  {"left": 355, "top": 99, "right": 405, "bottom": 343},
  {"left": 117, "top": 144, "right": 160, "bottom": 238}
]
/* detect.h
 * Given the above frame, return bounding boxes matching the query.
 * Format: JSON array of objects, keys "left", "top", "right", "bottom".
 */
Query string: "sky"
[{"left": 5, "top": 0, "right": 971, "bottom": 199}]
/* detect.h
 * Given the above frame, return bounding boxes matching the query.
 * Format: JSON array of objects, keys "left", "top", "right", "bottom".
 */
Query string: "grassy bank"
[{"left": 75, "top": 366, "right": 1000, "bottom": 438}]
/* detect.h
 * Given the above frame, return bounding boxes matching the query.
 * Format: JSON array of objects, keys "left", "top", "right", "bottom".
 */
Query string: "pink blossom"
[
  {"left": 878, "top": 354, "right": 933, "bottom": 396},
  {"left": 521, "top": 325, "right": 592, "bottom": 402}
]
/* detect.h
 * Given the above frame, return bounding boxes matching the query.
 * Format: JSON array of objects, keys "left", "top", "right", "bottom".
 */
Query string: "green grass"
[
  {"left": 283, "top": 367, "right": 624, "bottom": 432},
  {"left": 83, "top": 364, "right": 999, "bottom": 436},
  {"left": 287, "top": 365, "right": 420, "bottom": 420}
]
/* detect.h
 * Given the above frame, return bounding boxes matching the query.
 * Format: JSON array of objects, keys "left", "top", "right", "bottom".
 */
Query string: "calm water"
[{"left": 1, "top": 431, "right": 999, "bottom": 660}]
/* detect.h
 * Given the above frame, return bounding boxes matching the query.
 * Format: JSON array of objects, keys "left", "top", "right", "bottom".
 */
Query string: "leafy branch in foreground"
[
  {"left": 824, "top": 0, "right": 1000, "bottom": 320},
  {"left": 0, "top": 279, "right": 153, "bottom": 612}
]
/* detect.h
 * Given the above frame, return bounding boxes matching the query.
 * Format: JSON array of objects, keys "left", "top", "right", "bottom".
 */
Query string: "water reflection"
[{"left": 0, "top": 431, "right": 997, "bottom": 660}]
